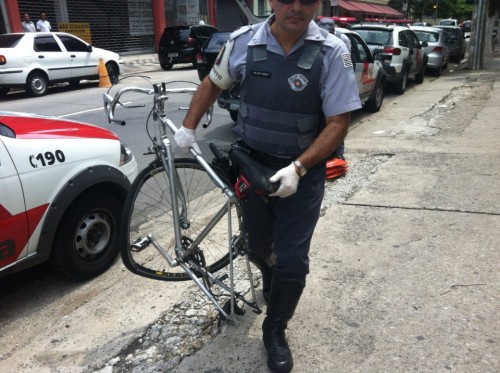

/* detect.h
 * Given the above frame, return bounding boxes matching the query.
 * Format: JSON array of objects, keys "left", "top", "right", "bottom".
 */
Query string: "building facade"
[{"left": 1, "top": 0, "right": 403, "bottom": 54}]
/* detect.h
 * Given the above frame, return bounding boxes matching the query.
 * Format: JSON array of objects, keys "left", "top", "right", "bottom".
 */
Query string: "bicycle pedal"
[
  {"left": 131, "top": 236, "right": 151, "bottom": 251},
  {"left": 233, "top": 302, "right": 245, "bottom": 316}
]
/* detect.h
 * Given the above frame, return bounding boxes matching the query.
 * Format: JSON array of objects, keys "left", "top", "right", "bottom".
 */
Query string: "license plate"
[{"left": 168, "top": 53, "right": 178, "bottom": 57}]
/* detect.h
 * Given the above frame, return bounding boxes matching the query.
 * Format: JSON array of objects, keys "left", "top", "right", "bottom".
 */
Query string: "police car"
[
  {"left": 350, "top": 24, "right": 428, "bottom": 94},
  {"left": 217, "top": 27, "right": 387, "bottom": 122},
  {"left": 0, "top": 112, "right": 138, "bottom": 280}
]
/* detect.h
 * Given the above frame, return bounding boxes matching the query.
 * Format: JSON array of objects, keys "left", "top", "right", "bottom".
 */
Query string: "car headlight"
[{"left": 120, "top": 140, "right": 133, "bottom": 166}]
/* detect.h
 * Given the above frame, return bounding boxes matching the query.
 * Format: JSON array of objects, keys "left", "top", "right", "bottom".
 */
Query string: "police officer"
[{"left": 175, "top": 0, "right": 361, "bottom": 371}]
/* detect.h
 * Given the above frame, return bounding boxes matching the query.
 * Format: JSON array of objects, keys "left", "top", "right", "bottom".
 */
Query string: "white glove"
[
  {"left": 173, "top": 126, "right": 201, "bottom": 155},
  {"left": 269, "top": 163, "right": 300, "bottom": 198}
]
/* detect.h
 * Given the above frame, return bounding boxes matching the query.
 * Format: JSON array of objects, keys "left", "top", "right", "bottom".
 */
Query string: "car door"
[
  {"left": 56, "top": 34, "right": 98, "bottom": 79},
  {"left": 33, "top": 34, "right": 72, "bottom": 80},
  {"left": 348, "top": 33, "right": 376, "bottom": 100},
  {"left": 407, "top": 30, "right": 424, "bottom": 73},
  {"left": 0, "top": 136, "right": 28, "bottom": 270}
]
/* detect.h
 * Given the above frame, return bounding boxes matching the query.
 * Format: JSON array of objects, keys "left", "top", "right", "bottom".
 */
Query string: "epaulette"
[{"left": 229, "top": 23, "right": 261, "bottom": 41}]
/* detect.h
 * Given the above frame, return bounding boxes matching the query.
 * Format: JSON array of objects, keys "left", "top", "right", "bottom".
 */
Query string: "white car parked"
[
  {"left": 0, "top": 111, "right": 138, "bottom": 280},
  {"left": 351, "top": 24, "right": 428, "bottom": 94},
  {"left": 0, "top": 32, "right": 123, "bottom": 97}
]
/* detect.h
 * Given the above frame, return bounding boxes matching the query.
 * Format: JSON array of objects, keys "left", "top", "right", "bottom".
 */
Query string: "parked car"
[
  {"left": 351, "top": 24, "right": 428, "bottom": 94},
  {"left": 217, "top": 27, "right": 387, "bottom": 121},
  {"left": 196, "top": 31, "right": 232, "bottom": 81},
  {"left": 410, "top": 26, "right": 450, "bottom": 76},
  {"left": 0, "top": 111, "right": 138, "bottom": 280},
  {"left": 158, "top": 24, "right": 219, "bottom": 71},
  {"left": 434, "top": 25, "right": 466, "bottom": 62},
  {"left": 439, "top": 19, "right": 459, "bottom": 27},
  {"left": 0, "top": 32, "right": 123, "bottom": 97},
  {"left": 337, "top": 27, "right": 387, "bottom": 112}
]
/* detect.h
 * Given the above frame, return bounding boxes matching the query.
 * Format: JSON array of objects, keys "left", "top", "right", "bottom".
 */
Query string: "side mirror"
[
  {"left": 420, "top": 41, "right": 428, "bottom": 48},
  {"left": 87, "top": 45, "right": 93, "bottom": 52}
]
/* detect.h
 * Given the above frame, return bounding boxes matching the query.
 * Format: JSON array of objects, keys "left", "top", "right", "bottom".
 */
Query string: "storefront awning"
[
  {"left": 337, "top": 0, "right": 362, "bottom": 12},
  {"left": 368, "top": 4, "right": 403, "bottom": 17},
  {"left": 337, "top": 1, "right": 403, "bottom": 17}
]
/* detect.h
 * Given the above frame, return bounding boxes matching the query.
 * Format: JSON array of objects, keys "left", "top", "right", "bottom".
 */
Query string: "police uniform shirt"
[{"left": 225, "top": 15, "right": 362, "bottom": 118}]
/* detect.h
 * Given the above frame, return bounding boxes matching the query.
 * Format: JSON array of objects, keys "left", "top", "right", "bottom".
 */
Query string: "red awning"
[
  {"left": 369, "top": 4, "right": 404, "bottom": 17},
  {"left": 338, "top": 0, "right": 361, "bottom": 12},
  {"left": 338, "top": 1, "right": 403, "bottom": 18}
]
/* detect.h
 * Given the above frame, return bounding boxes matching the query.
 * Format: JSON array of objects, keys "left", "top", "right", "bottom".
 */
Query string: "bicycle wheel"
[{"left": 121, "top": 158, "right": 240, "bottom": 281}]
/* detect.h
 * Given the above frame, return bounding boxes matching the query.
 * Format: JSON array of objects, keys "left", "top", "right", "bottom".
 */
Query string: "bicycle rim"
[{"left": 121, "top": 159, "right": 238, "bottom": 281}]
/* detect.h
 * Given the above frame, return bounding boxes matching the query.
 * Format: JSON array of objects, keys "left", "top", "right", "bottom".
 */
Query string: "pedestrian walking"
[
  {"left": 36, "top": 11, "right": 51, "bottom": 32},
  {"left": 21, "top": 13, "right": 36, "bottom": 32},
  {"left": 174, "top": 0, "right": 361, "bottom": 371}
]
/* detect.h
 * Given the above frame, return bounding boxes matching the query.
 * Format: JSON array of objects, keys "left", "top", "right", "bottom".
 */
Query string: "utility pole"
[
  {"left": 403, "top": 0, "right": 408, "bottom": 19},
  {"left": 434, "top": 0, "right": 439, "bottom": 23},
  {"left": 468, "top": 0, "right": 488, "bottom": 69}
]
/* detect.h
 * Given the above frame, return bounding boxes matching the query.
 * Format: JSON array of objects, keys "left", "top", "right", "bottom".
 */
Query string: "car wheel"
[
  {"left": 393, "top": 69, "right": 408, "bottom": 95},
  {"left": 26, "top": 71, "right": 49, "bottom": 97},
  {"left": 364, "top": 80, "right": 385, "bottom": 113},
  {"left": 160, "top": 62, "right": 173, "bottom": 70},
  {"left": 49, "top": 191, "right": 122, "bottom": 280},
  {"left": 0, "top": 87, "right": 10, "bottom": 96},
  {"left": 106, "top": 62, "right": 119, "bottom": 84},
  {"left": 229, "top": 110, "right": 238, "bottom": 122}
]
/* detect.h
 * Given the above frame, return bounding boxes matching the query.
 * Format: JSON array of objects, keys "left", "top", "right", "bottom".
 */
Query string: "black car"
[
  {"left": 158, "top": 24, "right": 219, "bottom": 70},
  {"left": 196, "top": 31, "right": 232, "bottom": 81}
]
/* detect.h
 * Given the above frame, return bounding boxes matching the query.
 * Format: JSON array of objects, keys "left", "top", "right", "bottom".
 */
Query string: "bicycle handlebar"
[{"left": 103, "top": 85, "right": 198, "bottom": 126}]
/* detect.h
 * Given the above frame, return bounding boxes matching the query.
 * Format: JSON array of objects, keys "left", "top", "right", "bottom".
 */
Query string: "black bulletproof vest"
[{"left": 235, "top": 38, "right": 325, "bottom": 157}]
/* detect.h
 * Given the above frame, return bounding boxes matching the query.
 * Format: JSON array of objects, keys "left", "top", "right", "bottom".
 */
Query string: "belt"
[{"left": 249, "top": 150, "right": 293, "bottom": 168}]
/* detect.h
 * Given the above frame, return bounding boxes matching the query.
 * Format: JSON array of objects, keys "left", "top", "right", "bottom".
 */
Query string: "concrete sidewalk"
[{"left": 168, "top": 53, "right": 500, "bottom": 372}]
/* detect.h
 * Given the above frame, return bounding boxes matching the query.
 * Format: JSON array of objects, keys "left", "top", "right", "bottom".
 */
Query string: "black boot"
[
  {"left": 248, "top": 254, "right": 275, "bottom": 303},
  {"left": 262, "top": 275, "right": 305, "bottom": 373}
]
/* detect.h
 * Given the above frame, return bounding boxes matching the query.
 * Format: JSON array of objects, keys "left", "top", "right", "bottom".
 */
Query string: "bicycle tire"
[{"left": 120, "top": 158, "right": 240, "bottom": 281}]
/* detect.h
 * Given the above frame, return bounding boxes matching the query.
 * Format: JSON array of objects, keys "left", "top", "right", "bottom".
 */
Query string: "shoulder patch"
[{"left": 342, "top": 53, "right": 353, "bottom": 68}]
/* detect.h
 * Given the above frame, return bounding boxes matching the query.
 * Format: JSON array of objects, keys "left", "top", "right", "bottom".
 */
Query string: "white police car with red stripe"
[{"left": 0, "top": 111, "right": 137, "bottom": 280}]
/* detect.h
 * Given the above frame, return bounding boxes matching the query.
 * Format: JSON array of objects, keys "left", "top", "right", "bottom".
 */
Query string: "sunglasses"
[{"left": 276, "top": 0, "right": 318, "bottom": 5}]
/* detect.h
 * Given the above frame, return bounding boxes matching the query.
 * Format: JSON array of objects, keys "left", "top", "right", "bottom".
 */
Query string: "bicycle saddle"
[{"left": 228, "top": 146, "right": 280, "bottom": 197}]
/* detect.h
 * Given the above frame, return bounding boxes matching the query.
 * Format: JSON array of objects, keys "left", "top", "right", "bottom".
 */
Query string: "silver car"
[{"left": 411, "top": 26, "right": 450, "bottom": 76}]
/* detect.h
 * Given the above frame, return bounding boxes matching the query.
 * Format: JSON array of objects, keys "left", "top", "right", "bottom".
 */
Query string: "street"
[{"left": 0, "top": 55, "right": 498, "bottom": 373}]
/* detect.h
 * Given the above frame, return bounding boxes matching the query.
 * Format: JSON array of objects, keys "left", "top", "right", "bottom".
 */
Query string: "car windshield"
[
  {"left": 440, "top": 20, "right": 456, "bottom": 26},
  {"left": 207, "top": 33, "right": 230, "bottom": 49},
  {"left": 178, "top": 29, "right": 190, "bottom": 42},
  {"left": 441, "top": 29, "right": 458, "bottom": 40},
  {"left": 414, "top": 31, "right": 440, "bottom": 43},
  {"left": 354, "top": 29, "right": 393, "bottom": 46},
  {"left": 0, "top": 34, "right": 24, "bottom": 48}
]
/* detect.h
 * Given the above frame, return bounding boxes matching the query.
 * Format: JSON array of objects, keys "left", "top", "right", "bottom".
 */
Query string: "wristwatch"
[{"left": 293, "top": 160, "right": 307, "bottom": 177}]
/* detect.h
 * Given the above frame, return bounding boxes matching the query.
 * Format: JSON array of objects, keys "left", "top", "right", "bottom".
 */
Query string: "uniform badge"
[
  {"left": 288, "top": 74, "right": 308, "bottom": 92},
  {"left": 342, "top": 53, "right": 353, "bottom": 68}
]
